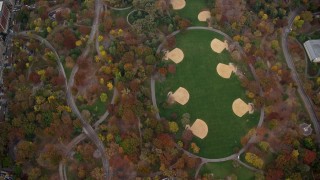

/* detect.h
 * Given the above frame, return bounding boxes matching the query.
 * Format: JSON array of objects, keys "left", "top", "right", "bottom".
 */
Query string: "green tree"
[
  {"left": 120, "top": 137, "right": 140, "bottom": 155},
  {"left": 180, "top": 113, "right": 190, "bottom": 127},
  {"left": 145, "top": 54, "right": 156, "bottom": 65},
  {"left": 300, "top": 11, "right": 313, "bottom": 22}
]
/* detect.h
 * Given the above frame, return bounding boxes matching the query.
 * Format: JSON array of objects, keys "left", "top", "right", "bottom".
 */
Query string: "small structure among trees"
[{"left": 299, "top": 123, "right": 312, "bottom": 136}]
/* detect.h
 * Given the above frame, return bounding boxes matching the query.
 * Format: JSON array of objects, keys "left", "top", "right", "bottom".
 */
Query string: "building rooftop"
[
  {"left": 304, "top": 39, "right": 320, "bottom": 62},
  {"left": 0, "top": 2, "right": 3, "bottom": 12}
]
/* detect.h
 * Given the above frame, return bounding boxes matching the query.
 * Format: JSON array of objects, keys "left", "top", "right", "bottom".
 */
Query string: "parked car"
[{"left": 0, "top": 171, "right": 13, "bottom": 180}]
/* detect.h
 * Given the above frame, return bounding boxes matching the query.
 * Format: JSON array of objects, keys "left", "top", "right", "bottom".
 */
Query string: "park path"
[
  {"left": 16, "top": 31, "right": 111, "bottom": 179},
  {"left": 62, "top": 0, "right": 114, "bottom": 179},
  {"left": 281, "top": 9, "right": 320, "bottom": 144}
]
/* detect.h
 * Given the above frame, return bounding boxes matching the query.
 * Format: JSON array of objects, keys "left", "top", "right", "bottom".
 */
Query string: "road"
[{"left": 281, "top": 9, "right": 320, "bottom": 144}]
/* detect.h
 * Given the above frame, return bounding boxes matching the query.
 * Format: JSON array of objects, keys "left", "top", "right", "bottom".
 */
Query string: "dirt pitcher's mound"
[
  {"left": 186, "top": 119, "right": 208, "bottom": 139},
  {"left": 198, "top": 11, "right": 211, "bottom": 22},
  {"left": 164, "top": 48, "right": 184, "bottom": 64},
  {"left": 168, "top": 87, "right": 189, "bottom": 105},
  {"left": 216, "top": 63, "right": 236, "bottom": 79},
  {"left": 170, "top": 0, "right": 186, "bottom": 10},
  {"left": 211, "top": 39, "right": 228, "bottom": 53},
  {"left": 232, "top": 98, "right": 253, "bottom": 117}
]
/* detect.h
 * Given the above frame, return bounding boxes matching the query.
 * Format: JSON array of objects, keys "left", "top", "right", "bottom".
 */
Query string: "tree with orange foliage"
[
  {"left": 110, "top": 155, "right": 136, "bottom": 179},
  {"left": 154, "top": 133, "right": 174, "bottom": 149}
]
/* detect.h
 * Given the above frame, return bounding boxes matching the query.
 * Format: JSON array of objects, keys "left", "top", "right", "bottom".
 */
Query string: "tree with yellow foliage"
[
  {"left": 262, "top": 13, "right": 268, "bottom": 20},
  {"left": 271, "top": 40, "right": 279, "bottom": 50},
  {"left": 75, "top": 40, "right": 83, "bottom": 47},
  {"left": 95, "top": 55, "right": 100, "bottom": 63},
  {"left": 47, "top": 27, "right": 52, "bottom": 33},
  {"left": 258, "top": 141, "right": 270, "bottom": 152},
  {"left": 100, "top": 93, "right": 108, "bottom": 102},
  {"left": 47, "top": 95, "right": 55, "bottom": 103},
  {"left": 233, "top": 35, "right": 241, "bottom": 42},
  {"left": 168, "top": 121, "right": 179, "bottom": 133},
  {"left": 107, "top": 82, "right": 113, "bottom": 90},
  {"left": 98, "top": 35, "right": 104, "bottom": 42},
  {"left": 37, "top": 69, "right": 46, "bottom": 81},
  {"left": 99, "top": 78, "right": 104, "bottom": 85},
  {"left": 291, "top": 149, "right": 299, "bottom": 160},
  {"left": 106, "top": 133, "right": 114, "bottom": 142},
  {"left": 245, "top": 152, "right": 264, "bottom": 169}
]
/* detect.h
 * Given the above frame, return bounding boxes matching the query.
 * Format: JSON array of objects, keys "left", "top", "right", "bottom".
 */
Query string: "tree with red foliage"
[
  {"left": 38, "top": 6, "right": 49, "bottom": 20},
  {"left": 115, "top": 18, "right": 128, "bottom": 29},
  {"left": 74, "top": 70, "right": 86, "bottom": 87},
  {"left": 29, "top": 72, "right": 41, "bottom": 84},
  {"left": 168, "top": 64, "right": 176, "bottom": 74},
  {"left": 122, "top": 108, "right": 136, "bottom": 124},
  {"left": 77, "top": 56, "right": 90, "bottom": 68},
  {"left": 107, "top": 104, "right": 115, "bottom": 115},
  {"left": 158, "top": 67, "right": 167, "bottom": 76},
  {"left": 110, "top": 155, "right": 136, "bottom": 179},
  {"left": 266, "top": 169, "right": 284, "bottom": 180},
  {"left": 177, "top": 19, "right": 191, "bottom": 30},
  {"left": 78, "top": 25, "right": 91, "bottom": 35},
  {"left": 104, "top": 17, "right": 113, "bottom": 32},
  {"left": 165, "top": 36, "right": 176, "bottom": 50},
  {"left": 154, "top": 133, "right": 174, "bottom": 149},
  {"left": 54, "top": 32, "right": 64, "bottom": 46},
  {"left": 183, "top": 154, "right": 199, "bottom": 169},
  {"left": 55, "top": 11, "right": 64, "bottom": 22},
  {"left": 129, "top": 79, "right": 140, "bottom": 92},
  {"left": 303, "top": 149, "right": 317, "bottom": 165},
  {"left": 63, "top": 29, "right": 77, "bottom": 49},
  {"left": 181, "top": 129, "right": 193, "bottom": 149},
  {"left": 51, "top": 75, "right": 65, "bottom": 86}
]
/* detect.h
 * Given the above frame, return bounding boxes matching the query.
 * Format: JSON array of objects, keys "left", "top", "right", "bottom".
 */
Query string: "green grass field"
[
  {"left": 111, "top": 8, "right": 132, "bottom": 20},
  {"left": 79, "top": 98, "right": 106, "bottom": 118},
  {"left": 200, "top": 161, "right": 256, "bottom": 179},
  {"left": 156, "top": 29, "right": 259, "bottom": 158},
  {"left": 78, "top": 88, "right": 113, "bottom": 120},
  {"left": 174, "top": 0, "right": 209, "bottom": 26}
]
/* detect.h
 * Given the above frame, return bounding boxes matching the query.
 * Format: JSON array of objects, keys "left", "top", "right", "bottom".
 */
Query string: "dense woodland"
[{"left": 0, "top": 0, "right": 320, "bottom": 179}]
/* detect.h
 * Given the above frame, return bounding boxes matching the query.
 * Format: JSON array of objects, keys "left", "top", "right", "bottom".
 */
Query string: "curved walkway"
[
  {"left": 151, "top": 26, "right": 265, "bottom": 178},
  {"left": 281, "top": 9, "right": 320, "bottom": 144},
  {"left": 63, "top": 0, "right": 112, "bottom": 178},
  {"left": 16, "top": 30, "right": 111, "bottom": 179}
]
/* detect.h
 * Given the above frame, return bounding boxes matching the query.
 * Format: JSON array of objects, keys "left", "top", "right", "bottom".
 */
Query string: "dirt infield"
[
  {"left": 164, "top": 48, "right": 184, "bottom": 64},
  {"left": 170, "top": 0, "right": 186, "bottom": 10},
  {"left": 168, "top": 87, "right": 189, "bottom": 105},
  {"left": 198, "top": 11, "right": 211, "bottom": 22},
  {"left": 186, "top": 119, "right": 208, "bottom": 139},
  {"left": 232, "top": 98, "right": 253, "bottom": 117},
  {"left": 216, "top": 63, "right": 236, "bottom": 79},
  {"left": 210, "top": 38, "right": 228, "bottom": 53}
]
